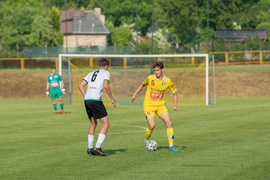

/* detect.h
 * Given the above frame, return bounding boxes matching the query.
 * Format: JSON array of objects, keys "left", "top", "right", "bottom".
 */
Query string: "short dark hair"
[
  {"left": 51, "top": 66, "right": 56, "bottom": 70},
  {"left": 99, "top": 58, "right": 110, "bottom": 67},
  {"left": 152, "top": 61, "right": 164, "bottom": 69}
]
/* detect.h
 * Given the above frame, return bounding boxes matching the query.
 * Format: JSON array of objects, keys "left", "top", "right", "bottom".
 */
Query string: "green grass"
[
  {"left": 1, "top": 97, "right": 270, "bottom": 179},
  {"left": 210, "top": 64, "right": 270, "bottom": 72}
]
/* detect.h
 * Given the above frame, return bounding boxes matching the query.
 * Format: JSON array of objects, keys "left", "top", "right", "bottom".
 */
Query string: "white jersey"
[{"left": 83, "top": 68, "right": 110, "bottom": 101}]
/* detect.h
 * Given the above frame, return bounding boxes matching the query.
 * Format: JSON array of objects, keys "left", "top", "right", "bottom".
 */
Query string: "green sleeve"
[{"left": 47, "top": 75, "right": 50, "bottom": 83}]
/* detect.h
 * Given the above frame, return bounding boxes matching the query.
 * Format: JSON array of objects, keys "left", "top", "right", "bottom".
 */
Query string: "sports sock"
[
  {"left": 88, "top": 134, "right": 95, "bottom": 149},
  {"left": 60, "top": 104, "right": 64, "bottom": 111},
  {"left": 95, "top": 133, "right": 106, "bottom": 148},
  {"left": 167, "top": 128, "right": 175, "bottom": 147},
  {"left": 145, "top": 128, "right": 153, "bottom": 140},
  {"left": 53, "top": 104, "right": 57, "bottom": 111}
]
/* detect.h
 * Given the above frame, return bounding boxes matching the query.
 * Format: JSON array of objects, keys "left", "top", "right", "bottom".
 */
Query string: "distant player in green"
[{"left": 46, "top": 67, "right": 66, "bottom": 114}]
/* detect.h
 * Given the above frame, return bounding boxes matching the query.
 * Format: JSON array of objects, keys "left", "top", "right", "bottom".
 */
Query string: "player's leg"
[
  {"left": 92, "top": 101, "right": 109, "bottom": 156},
  {"left": 58, "top": 98, "right": 65, "bottom": 114},
  {"left": 56, "top": 91, "right": 65, "bottom": 114},
  {"left": 84, "top": 101, "right": 98, "bottom": 155},
  {"left": 50, "top": 91, "right": 58, "bottom": 113},
  {"left": 144, "top": 106, "right": 156, "bottom": 137},
  {"left": 87, "top": 118, "right": 99, "bottom": 155},
  {"left": 52, "top": 98, "right": 57, "bottom": 114},
  {"left": 88, "top": 116, "right": 97, "bottom": 135},
  {"left": 93, "top": 116, "right": 109, "bottom": 156},
  {"left": 159, "top": 108, "right": 178, "bottom": 152},
  {"left": 87, "top": 117, "right": 98, "bottom": 155},
  {"left": 146, "top": 116, "right": 155, "bottom": 139},
  {"left": 143, "top": 106, "right": 156, "bottom": 150},
  {"left": 99, "top": 116, "right": 110, "bottom": 135},
  {"left": 144, "top": 116, "right": 155, "bottom": 151}
]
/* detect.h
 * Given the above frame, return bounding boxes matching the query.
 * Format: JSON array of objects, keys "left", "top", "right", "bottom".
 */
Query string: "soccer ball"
[{"left": 147, "top": 140, "right": 158, "bottom": 151}]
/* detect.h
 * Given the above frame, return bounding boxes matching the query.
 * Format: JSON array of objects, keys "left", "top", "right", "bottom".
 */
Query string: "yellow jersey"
[{"left": 142, "top": 74, "right": 177, "bottom": 106}]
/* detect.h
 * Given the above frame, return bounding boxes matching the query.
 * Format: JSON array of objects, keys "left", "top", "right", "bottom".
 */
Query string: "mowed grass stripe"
[{"left": 0, "top": 97, "right": 270, "bottom": 179}]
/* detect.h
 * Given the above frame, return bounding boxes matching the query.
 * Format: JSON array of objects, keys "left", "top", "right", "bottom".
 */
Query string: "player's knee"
[
  {"left": 166, "top": 121, "right": 172, "bottom": 128},
  {"left": 101, "top": 118, "right": 109, "bottom": 127},
  {"left": 105, "top": 121, "right": 110, "bottom": 128},
  {"left": 148, "top": 124, "right": 155, "bottom": 131},
  {"left": 90, "top": 121, "right": 97, "bottom": 126}
]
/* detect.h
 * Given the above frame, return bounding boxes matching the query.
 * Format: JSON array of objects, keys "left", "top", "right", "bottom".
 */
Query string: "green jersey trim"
[
  {"left": 85, "top": 99, "right": 102, "bottom": 101},
  {"left": 104, "top": 79, "right": 110, "bottom": 82}
]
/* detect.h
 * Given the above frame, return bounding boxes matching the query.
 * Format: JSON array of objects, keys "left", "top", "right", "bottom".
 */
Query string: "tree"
[
  {"left": 0, "top": 3, "right": 35, "bottom": 57},
  {"left": 157, "top": 0, "right": 205, "bottom": 47},
  {"left": 48, "top": 5, "right": 63, "bottom": 46},
  {"left": 25, "top": 15, "right": 54, "bottom": 46},
  {"left": 244, "top": 36, "right": 262, "bottom": 50},
  {"left": 257, "top": 22, "right": 270, "bottom": 39},
  {"left": 111, "top": 26, "right": 132, "bottom": 46}
]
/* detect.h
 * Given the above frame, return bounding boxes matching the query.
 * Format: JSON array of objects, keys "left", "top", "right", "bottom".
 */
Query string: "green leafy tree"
[
  {"left": 49, "top": 5, "right": 61, "bottom": 31},
  {"left": 137, "top": 39, "right": 152, "bottom": 54},
  {"left": 244, "top": 36, "right": 262, "bottom": 50},
  {"left": 255, "top": 0, "right": 270, "bottom": 23},
  {"left": 111, "top": 26, "right": 132, "bottom": 46},
  {"left": 25, "top": 15, "right": 54, "bottom": 46},
  {"left": 48, "top": 5, "right": 63, "bottom": 46},
  {"left": 157, "top": 0, "right": 206, "bottom": 48},
  {"left": 257, "top": 22, "right": 270, "bottom": 39},
  {"left": 136, "top": 37, "right": 161, "bottom": 54},
  {"left": 0, "top": 3, "right": 35, "bottom": 57}
]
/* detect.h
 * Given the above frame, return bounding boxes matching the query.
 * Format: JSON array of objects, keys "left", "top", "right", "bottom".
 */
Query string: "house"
[
  {"left": 60, "top": 8, "right": 110, "bottom": 48},
  {"left": 214, "top": 29, "right": 268, "bottom": 42}
]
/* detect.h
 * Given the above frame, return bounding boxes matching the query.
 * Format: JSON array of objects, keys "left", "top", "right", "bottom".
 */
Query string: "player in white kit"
[{"left": 78, "top": 59, "right": 116, "bottom": 156}]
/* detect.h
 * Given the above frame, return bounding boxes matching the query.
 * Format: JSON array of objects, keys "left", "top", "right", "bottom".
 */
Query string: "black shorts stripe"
[{"left": 84, "top": 100, "right": 107, "bottom": 119}]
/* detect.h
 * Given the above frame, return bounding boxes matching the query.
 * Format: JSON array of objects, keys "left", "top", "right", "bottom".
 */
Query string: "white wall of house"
[{"left": 63, "top": 35, "right": 106, "bottom": 47}]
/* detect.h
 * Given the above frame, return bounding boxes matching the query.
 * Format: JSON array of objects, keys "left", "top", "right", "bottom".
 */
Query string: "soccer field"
[{"left": 0, "top": 97, "right": 270, "bottom": 179}]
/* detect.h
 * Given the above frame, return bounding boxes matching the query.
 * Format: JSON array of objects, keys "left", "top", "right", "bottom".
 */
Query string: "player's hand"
[
  {"left": 173, "top": 105, "right": 178, "bottom": 111},
  {"left": 111, "top": 98, "right": 116, "bottom": 107},
  {"left": 131, "top": 94, "right": 136, "bottom": 103},
  {"left": 62, "top": 88, "right": 66, "bottom": 94},
  {"left": 46, "top": 90, "right": 49, "bottom": 96}
]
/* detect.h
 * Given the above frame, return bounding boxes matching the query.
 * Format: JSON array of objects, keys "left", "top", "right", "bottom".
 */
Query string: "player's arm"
[
  {"left": 104, "top": 80, "right": 116, "bottom": 107},
  {"left": 78, "top": 80, "right": 87, "bottom": 97},
  {"left": 46, "top": 83, "right": 50, "bottom": 91},
  {"left": 168, "top": 81, "right": 178, "bottom": 111},
  {"left": 60, "top": 81, "right": 66, "bottom": 94},
  {"left": 131, "top": 83, "right": 145, "bottom": 103},
  {"left": 172, "top": 92, "right": 178, "bottom": 111},
  {"left": 46, "top": 83, "right": 50, "bottom": 96},
  {"left": 60, "top": 81, "right": 65, "bottom": 89}
]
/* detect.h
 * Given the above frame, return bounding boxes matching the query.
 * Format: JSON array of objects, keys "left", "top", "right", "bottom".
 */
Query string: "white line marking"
[{"left": 10, "top": 122, "right": 147, "bottom": 136}]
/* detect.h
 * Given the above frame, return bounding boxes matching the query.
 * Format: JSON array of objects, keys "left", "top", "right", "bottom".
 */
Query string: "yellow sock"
[
  {"left": 145, "top": 128, "right": 153, "bottom": 140},
  {"left": 167, "top": 128, "right": 174, "bottom": 145}
]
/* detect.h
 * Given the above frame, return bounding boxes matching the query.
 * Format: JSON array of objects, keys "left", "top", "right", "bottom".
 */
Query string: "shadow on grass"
[
  {"left": 157, "top": 146, "right": 187, "bottom": 150},
  {"left": 105, "top": 149, "right": 127, "bottom": 155}
]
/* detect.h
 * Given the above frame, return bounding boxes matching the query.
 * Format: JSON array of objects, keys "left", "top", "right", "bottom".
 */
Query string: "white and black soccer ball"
[{"left": 147, "top": 140, "right": 158, "bottom": 151}]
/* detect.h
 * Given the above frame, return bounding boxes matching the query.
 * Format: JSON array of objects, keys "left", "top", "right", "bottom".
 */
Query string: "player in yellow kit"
[{"left": 131, "top": 61, "right": 179, "bottom": 151}]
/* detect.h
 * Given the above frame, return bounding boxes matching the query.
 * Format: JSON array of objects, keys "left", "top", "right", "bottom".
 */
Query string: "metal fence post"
[
  {"left": 225, "top": 52, "right": 229, "bottom": 65},
  {"left": 20, "top": 58, "right": 24, "bottom": 70},
  {"left": 123, "top": 57, "right": 127, "bottom": 69},
  {"left": 259, "top": 51, "right": 263, "bottom": 64},
  {"left": 90, "top": 57, "right": 93, "bottom": 68}
]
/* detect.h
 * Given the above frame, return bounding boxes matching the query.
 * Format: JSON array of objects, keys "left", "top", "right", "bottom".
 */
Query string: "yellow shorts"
[{"left": 143, "top": 105, "right": 168, "bottom": 117}]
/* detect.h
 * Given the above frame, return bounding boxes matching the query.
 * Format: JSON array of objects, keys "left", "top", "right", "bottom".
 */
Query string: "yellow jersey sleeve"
[
  {"left": 142, "top": 76, "right": 149, "bottom": 86},
  {"left": 168, "top": 81, "right": 177, "bottom": 94}
]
